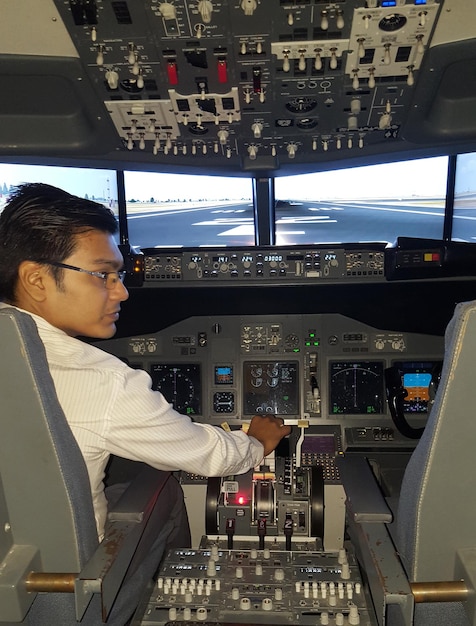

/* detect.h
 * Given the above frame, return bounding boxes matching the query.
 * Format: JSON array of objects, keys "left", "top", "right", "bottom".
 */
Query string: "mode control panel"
[{"left": 142, "top": 245, "right": 386, "bottom": 285}]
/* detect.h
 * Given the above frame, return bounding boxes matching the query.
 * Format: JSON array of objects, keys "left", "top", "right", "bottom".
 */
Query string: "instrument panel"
[{"left": 98, "top": 312, "right": 443, "bottom": 450}]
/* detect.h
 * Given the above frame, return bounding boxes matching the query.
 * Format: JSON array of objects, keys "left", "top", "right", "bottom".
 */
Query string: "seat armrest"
[
  {"left": 336, "top": 456, "right": 393, "bottom": 523},
  {"left": 338, "top": 458, "right": 413, "bottom": 626},
  {"left": 76, "top": 467, "right": 171, "bottom": 620},
  {"left": 107, "top": 466, "right": 171, "bottom": 523}
]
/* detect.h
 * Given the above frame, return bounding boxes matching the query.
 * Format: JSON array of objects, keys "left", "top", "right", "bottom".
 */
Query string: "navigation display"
[
  {"left": 330, "top": 361, "right": 384, "bottom": 414},
  {"left": 151, "top": 363, "right": 201, "bottom": 416},
  {"left": 242, "top": 361, "right": 299, "bottom": 416}
]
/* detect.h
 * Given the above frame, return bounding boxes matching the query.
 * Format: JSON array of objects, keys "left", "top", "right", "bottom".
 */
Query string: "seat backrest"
[
  {"left": 395, "top": 300, "right": 476, "bottom": 625},
  {"left": 0, "top": 307, "right": 98, "bottom": 623}
]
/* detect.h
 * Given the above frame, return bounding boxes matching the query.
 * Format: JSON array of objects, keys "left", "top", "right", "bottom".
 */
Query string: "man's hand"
[{"left": 247, "top": 414, "right": 291, "bottom": 456}]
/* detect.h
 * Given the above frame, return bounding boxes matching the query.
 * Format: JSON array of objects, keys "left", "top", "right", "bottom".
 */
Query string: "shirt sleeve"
[{"left": 103, "top": 365, "right": 265, "bottom": 477}]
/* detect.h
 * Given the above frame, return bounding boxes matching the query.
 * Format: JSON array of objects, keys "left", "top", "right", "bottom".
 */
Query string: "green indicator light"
[
  {"left": 293, "top": 348, "right": 300, "bottom": 353},
  {"left": 313, "top": 341, "right": 319, "bottom": 346},
  {"left": 309, "top": 333, "right": 315, "bottom": 338},
  {"left": 305, "top": 341, "right": 311, "bottom": 346}
]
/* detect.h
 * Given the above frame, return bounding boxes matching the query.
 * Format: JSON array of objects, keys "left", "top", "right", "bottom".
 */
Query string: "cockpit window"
[
  {"left": 124, "top": 171, "right": 254, "bottom": 248},
  {"left": 452, "top": 152, "right": 476, "bottom": 243},
  {"left": 274, "top": 156, "right": 449, "bottom": 246},
  {"left": 0, "top": 163, "right": 118, "bottom": 222}
]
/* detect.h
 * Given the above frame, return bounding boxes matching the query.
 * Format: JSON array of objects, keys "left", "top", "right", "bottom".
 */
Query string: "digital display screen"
[
  {"left": 243, "top": 361, "right": 299, "bottom": 415},
  {"left": 301, "top": 434, "right": 336, "bottom": 455},
  {"left": 330, "top": 361, "right": 384, "bottom": 414},
  {"left": 215, "top": 365, "right": 233, "bottom": 385},
  {"left": 151, "top": 363, "right": 201, "bottom": 415},
  {"left": 393, "top": 360, "right": 442, "bottom": 413}
]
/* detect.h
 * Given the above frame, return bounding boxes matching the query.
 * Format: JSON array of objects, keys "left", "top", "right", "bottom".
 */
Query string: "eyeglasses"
[{"left": 45, "top": 261, "right": 126, "bottom": 290}]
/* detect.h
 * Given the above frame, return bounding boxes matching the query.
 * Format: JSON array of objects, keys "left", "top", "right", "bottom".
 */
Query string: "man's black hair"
[{"left": 0, "top": 182, "right": 119, "bottom": 302}]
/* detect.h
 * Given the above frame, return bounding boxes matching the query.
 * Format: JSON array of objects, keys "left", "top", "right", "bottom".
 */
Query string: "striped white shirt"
[{"left": 3, "top": 305, "right": 264, "bottom": 538}]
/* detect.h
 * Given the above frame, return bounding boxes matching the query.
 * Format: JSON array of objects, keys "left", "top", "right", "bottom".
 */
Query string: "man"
[{"left": 0, "top": 182, "right": 291, "bottom": 540}]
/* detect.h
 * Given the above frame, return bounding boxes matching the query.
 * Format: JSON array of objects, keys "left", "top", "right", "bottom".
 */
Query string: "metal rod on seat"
[
  {"left": 410, "top": 580, "right": 469, "bottom": 603},
  {"left": 24, "top": 572, "right": 76, "bottom": 593}
]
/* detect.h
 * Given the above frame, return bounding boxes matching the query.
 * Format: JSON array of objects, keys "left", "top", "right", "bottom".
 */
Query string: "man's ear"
[{"left": 17, "top": 261, "right": 49, "bottom": 302}]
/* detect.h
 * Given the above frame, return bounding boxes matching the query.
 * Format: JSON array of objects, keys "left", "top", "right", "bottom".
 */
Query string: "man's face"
[{"left": 43, "top": 230, "right": 129, "bottom": 338}]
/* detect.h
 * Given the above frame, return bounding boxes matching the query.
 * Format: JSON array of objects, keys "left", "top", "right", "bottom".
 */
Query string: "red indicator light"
[
  {"left": 237, "top": 495, "right": 246, "bottom": 505},
  {"left": 423, "top": 252, "right": 440, "bottom": 263},
  {"left": 167, "top": 61, "right": 178, "bottom": 85},
  {"left": 217, "top": 59, "right": 228, "bottom": 83}
]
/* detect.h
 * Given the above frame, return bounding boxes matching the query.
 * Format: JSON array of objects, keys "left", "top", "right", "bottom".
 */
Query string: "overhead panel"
[{"left": 1, "top": 0, "right": 461, "bottom": 170}]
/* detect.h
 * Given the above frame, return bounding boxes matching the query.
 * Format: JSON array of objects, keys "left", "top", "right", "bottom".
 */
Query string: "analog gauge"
[
  {"left": 151, "top": 364, "right": 201, "bottom": 415},
  {"left": 285, "top": 97, "right": 317, "bottom": 114},
  {"left": 379, "top": 14, "right": 407, "bottom": 32},
  {"left": 296, "top": 118, "right": 318, "bottom": 130},
  {"left": 285, "top": 333, "right": 300, "bottom": 349},
  {"left": 119, "top": 79, "right": 143, "bottom": 93},
  {"left": 188, "top": 124, "right": 209, "bottom": 135},
  {"left": 330, "top": 361, "right": 384, "bottom": 414},
  {"left": 213, "top": 391, "right": 235, "bottom": 413}
]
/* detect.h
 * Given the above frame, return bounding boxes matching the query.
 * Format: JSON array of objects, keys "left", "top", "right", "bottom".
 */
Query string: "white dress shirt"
[{"left": 2, "top": 304, "right": 264, "bottom": 538}]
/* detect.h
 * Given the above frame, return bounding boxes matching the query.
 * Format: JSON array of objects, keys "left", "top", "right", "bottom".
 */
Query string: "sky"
[
  {"left": 0, "top": 165, "right": 117, "bottom": 202},
  {"left": 0, "top": 153, "right": 473, "bottom": 205},
  {"left": 124, "top": 156, "right": 451, "bottom": 202},
  {"left": 454, "top": 152, "right": 476, "bottom": 195}
]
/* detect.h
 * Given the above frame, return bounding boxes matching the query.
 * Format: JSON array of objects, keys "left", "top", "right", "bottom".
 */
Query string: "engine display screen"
[
  {"left": 330, "top": 360, "right": 384, "bottom": 414},
  {"left": 243, "top": 361, "right": 299, "bottom": 415},
  {"left": 392, "top": 360, "right": 442, "bottom": 413},
  {"left": 151, "top": 363, "right": 201, "bottom": 416}
]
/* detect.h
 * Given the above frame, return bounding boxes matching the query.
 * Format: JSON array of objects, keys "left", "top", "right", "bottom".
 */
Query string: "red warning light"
[{"left": 237, "top": 495, "right": 246, "bottom": 505}]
